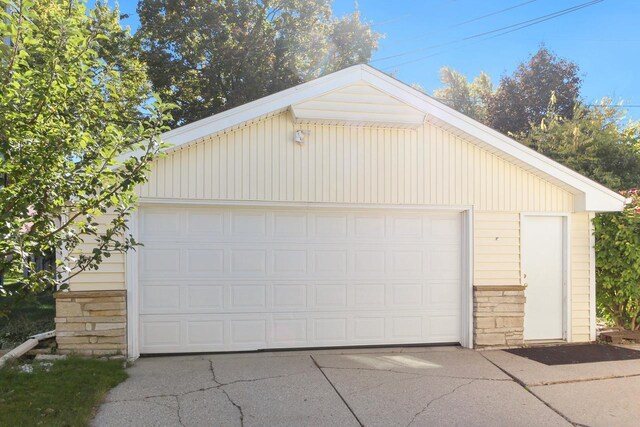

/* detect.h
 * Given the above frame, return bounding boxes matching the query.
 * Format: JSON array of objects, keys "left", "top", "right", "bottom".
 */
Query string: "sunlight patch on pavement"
[{"left": 342, "top": 354, "right": 442, "bottom": 370}]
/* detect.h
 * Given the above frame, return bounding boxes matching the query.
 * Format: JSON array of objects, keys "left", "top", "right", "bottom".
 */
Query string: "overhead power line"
[
  {"left": 432, "top": 96, "right": 640, "bottom": 108},
  {"left": 373, "top": 0, "right": 604, "bottom": 68},
  {"left": 387, "top": 0, "right": 538, "bottom": 46}
]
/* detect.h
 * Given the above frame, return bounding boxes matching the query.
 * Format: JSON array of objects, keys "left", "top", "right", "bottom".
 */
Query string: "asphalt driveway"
[{"left": 93, "top": 346, "right": 640, "bottom": 427}]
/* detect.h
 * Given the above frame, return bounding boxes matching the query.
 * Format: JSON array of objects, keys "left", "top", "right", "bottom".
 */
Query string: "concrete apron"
[
  {"left": 483, "top": 349, "right": 640, "bottom": 427},
  {"left": 93, "top": 346, "right": 570, "bottom": 427}
]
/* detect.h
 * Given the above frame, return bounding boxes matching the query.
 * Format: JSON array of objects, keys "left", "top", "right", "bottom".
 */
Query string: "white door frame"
[
  {"left": 520, "top": 213, "right": 571, "bottom": 342},
  {"left": 126, "top": 199, "right": 475, "bottom": 359}
]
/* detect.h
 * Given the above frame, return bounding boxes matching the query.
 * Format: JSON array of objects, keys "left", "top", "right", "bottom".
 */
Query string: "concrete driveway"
[{"left": 93, "top": 346, "right": 640, "bottom": 427}]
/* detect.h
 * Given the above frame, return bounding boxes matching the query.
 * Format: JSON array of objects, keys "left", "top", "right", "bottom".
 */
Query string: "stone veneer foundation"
[
  {"left": 54, "top": 290, "right": 126, "bottom": 357},
  {"left": 473, "top": 285, "right": 526, "bottom": 348}
]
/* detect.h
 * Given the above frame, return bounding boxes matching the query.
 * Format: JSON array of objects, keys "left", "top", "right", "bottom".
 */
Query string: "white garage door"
[{"left": 138, "top": 206, "right": 462, "bottom": 353}]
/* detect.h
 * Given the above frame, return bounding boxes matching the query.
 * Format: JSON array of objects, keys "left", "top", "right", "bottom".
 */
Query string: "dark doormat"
[{"left": 505, "top": 343, "right": 640, "bottom": 366}]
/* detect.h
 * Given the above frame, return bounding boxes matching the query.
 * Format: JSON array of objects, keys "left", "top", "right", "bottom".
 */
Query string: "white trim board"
[
  {"left": 124, "top": 64, "right": 624, "bottom": 213},
  {"left": 126, "top": 210, "right": 140, "bottom": 360},
  {"left": 589, "top": 212, "right": 597, "bottom": 341},
  {"left": 138, "top": 197, "right": 473, "bottom": 211}
]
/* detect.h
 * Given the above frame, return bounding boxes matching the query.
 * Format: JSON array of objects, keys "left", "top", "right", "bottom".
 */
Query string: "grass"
[{"left": 0, "top": 357, "right": 128, "bottom": 426}]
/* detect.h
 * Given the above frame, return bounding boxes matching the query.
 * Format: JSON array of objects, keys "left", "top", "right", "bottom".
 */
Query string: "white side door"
[{"left": 522, "top": 215, "right": 566, "bottom": 341}]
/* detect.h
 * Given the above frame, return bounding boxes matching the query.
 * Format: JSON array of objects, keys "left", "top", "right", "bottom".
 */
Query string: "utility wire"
[
  {"left": 388, "top": 0, "right": 538, "bottom": 46},
  {"left": 373, "top": 0, "right": 603, "bottom": 64},
  {"left": 432, "top": 96, "right": 640, "bottom": 108},
  {"left": 378, "top": 0, "right": 604, "bottom": 69}
]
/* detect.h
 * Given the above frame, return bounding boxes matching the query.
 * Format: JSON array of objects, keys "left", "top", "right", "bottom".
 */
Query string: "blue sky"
[{"left": 113, "top": 0, "right": 640, "bottom": 118}]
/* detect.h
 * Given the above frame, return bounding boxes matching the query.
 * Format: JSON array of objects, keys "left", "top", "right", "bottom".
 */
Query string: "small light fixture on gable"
[{"left": 294, "top": 130, "right": 311, "bottom": 145}]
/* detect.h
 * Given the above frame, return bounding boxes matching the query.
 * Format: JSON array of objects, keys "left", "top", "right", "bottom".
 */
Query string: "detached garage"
[{"left": 54, "top": 64, "right": 625, "bottom": 358}]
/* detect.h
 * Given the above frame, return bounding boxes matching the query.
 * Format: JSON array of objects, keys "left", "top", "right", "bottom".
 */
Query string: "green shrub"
[
  {"left": 0, "top": 293, "right": 55, "bottom": 347},
  {"left": 593, "top": 189, "right": 640, "bottom": 330},
  {"left": 0, "top": 315, "right": 55, "bottom": 347}
]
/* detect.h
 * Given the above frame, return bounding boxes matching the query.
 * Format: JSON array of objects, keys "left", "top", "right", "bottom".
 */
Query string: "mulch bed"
[
  {"left": 505, "top": 343, "right": 640, "bottom": 366},
  {"left": 599, "top": 329, "right": 640, "bottom": 344}
]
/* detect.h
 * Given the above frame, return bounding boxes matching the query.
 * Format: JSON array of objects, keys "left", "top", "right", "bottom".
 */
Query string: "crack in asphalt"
[
  {"left": 406, "top": 379, "right": 476, "bottom": 427},
  {"left": 105, "top": 360, "right": 312, "bottom": 427},
  {"left": 527, "top": 371, "right": 640, "bottom": 387},
  {"left": 208, "top": 359, "right": 221, "bottom": 385},
  {"left": 105, "top": 372, "right": 307, "bottom": 403},
  {"left": 480, "top": 353, "right": 577, "bottom": 426},
  {"left": 221, "top": 387, "right": 244, "bottom": 427},
  {"left": 310, "top": 355, "right": 364, "bottom": 427},
  {"left": 175, "top": 395, "right": 185, "bottom": 427}
]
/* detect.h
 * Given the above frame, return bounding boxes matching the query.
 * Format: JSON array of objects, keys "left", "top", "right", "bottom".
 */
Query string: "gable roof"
[{"left": 154, "top": 64, "right": 625, "bottom": 212}]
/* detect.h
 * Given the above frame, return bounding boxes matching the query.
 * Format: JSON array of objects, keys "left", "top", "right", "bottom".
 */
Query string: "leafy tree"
[
  {"left": 487, "top": 46, "right": 582, "bottom": 136},
  {"left": 519, "top": 97, "right": 640, "bottom": 191},
  {"left": 433, "top": 67, "right": 493, "bottom": 123},
  {"left": 0, "top": 0, "right": 170, "bottom": 299},
  {"left": 594, "top": 190, "right": 640, "bottom": 330},
  {"left": 136, "top": 0, "right": 380, "bottom": 126}
]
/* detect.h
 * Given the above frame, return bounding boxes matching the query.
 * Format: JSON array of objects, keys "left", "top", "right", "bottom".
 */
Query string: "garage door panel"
[
  {"left": 186, "top": 249, "right": 224, "bottom": 273},
  {"left": 142, "top": 320, "right": 181, "bottom": 347},
  {"left": 230, "top": 284, "right": 267, "bottom": 309},
  {"left": 137, "top": 245, "right": 460, "bottom": 279},
  {"left": 313, "top": 284, "right": 348, "bottom": 308},
  {"left": 139, "top": 310, "right": 461, "bottom": 353},
  {"left": 390, "top": 283, "right": 423, "bottom": 307},
  {"left": 141, "top": 285, "right": 181, "bottom": 313},
  {"left": 141, "top": 249, "right": 180, "bottom": 275},
  {"left": 273, "top": 284, "right": 307, "bottom": 309},
  {"left": 313, "top": 250, "right": 348, "bottom": 273},
  {"left": 427, "top": 250, "right": 462, "bottom": 279},
  {"left": 140, "top": 280, "right": 461, "bottom": 315},
  {"left": 430, "top": 281, "right": 461, "bottom": 305},
  {"left": 391, "top": 250, "right": 423, "bottom": 273},
  {"left": 354, "top": 215, "right": 386, "bottom": 237},
  {"left": 391, "top": 316, "right": 423, "bottom": 339},
  {"left": 353, "top": 283, "right": 385, "bottom": 308},
  {"left": 391, "top": 216, "right": 423, "bottom": 238},
  {"left": 230, "top": 212, "right": 267, "bottom": 236},
  {"left": 273, "top": 213, "right": 308, "bottom": 236},
  {"left": 230, "top": 249, "right": 267, "bottom": 273},
  {"left": 273, "top": 318, "right": 308, "bottom": 344},
  {"left": 313, "top": 214, "right": 348, "bottom": 238},
  {"left": 186, "top": 285, "right": 224, "bottom": 310},
  {"left": 354, "top": 250, "right": 386, "bottom": 273},
  {"left": 273, "top": 250, "right": 308, "bottom": 273},
  {"left": 141, "top": 209, "right": 181, "bottom": 236},
  {"left": 230, "top": 319, "right": 267, "bottom": 345},
  {"left": 186, "top": 211, "right": 223, "bottom": 236},
  {"left": 187, "top": 320, "right": 224, "bottom": 346},
  {"left": 139, "top": 207, "right": 463, "bottom": 353},
  {"left": 429, "top": 315, "right": 461, "bottom": 339},
  {"left": 354, "top": 317, "right": 385, "bottom": 341},
  {"left": 314, "top": 318, "right": 348, "bottom": 343}
]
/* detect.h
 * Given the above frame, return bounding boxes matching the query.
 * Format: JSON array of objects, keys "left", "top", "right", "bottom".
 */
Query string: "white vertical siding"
[
  {"left": 571, "top": 212, "right": 592, "bottom": 342},
  {"left": 68, "top": 213, "right": 126, "bottom": 291},
  {"left": 139, "top": 112, "right": 575, "bottom": 211},
  {"left": 474, "top": 212, "right": 521, "bottom": 286}
]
